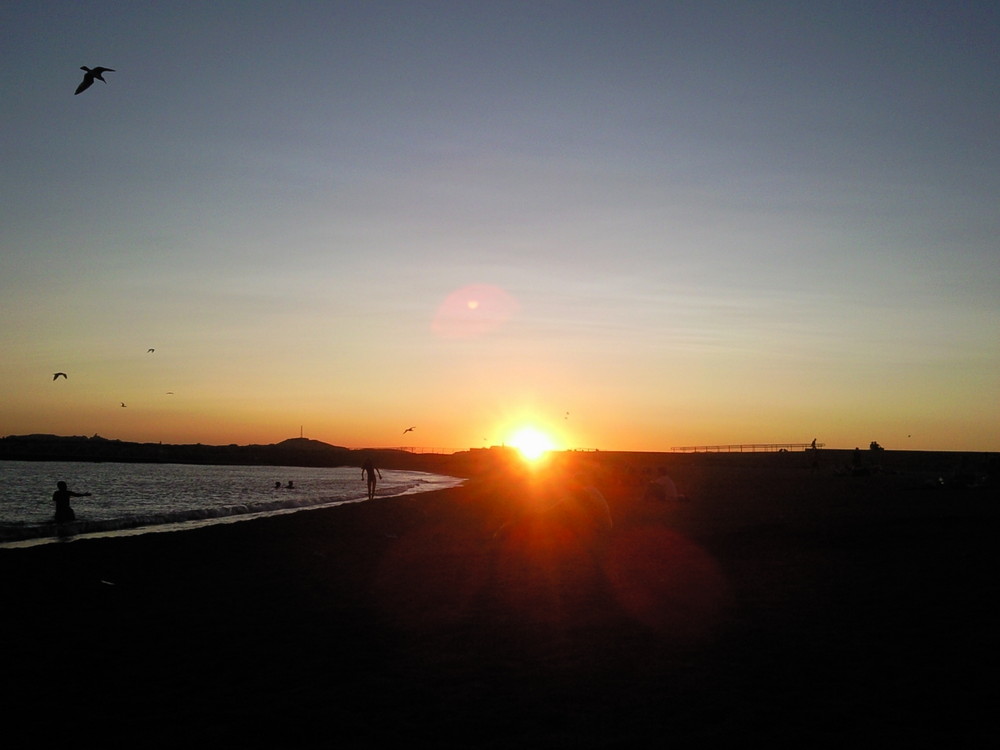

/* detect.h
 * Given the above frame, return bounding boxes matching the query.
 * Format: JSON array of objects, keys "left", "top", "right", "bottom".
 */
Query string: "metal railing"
[
  {"left": 394, "top": 446, "right": 454, "bottom": 454},
  {"left": 670, "top": 442, "right": 824, "bottom": 453}
]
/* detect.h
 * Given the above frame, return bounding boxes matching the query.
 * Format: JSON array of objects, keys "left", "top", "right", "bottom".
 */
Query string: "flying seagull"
[
  {"left": 120, "top": 402, "right": 127, "bottom": 408},
  {"left": 53, "top": 372, "right": 67, "bottom": 380},
  {"left": 403, "top": 426, "right": 416, "bottom": 434},
  {"left": 75, "top": 66, "right": 115, "bottom": 95},
  {"left": 147, "top": 348, "right": 155, "bottom": 353}
]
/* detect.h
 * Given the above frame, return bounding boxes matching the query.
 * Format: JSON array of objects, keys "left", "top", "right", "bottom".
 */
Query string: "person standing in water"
[
  {"left": 52, "top": 480, "right": 91, "bottom": 523},
  {"left": 362, "top": 458, "right": 382, "bottom": 500}
]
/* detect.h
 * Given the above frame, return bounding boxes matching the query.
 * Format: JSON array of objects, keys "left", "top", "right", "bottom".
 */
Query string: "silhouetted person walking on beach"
[
  {"left": 362, "top": 458, "right": 381, "bottom": 500},
  {"left": 52, "top": 481, "right": 91, "bottom": 523}
]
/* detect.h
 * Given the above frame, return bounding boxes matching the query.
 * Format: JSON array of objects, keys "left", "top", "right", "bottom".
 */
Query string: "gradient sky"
[{"left": 2, "top": 1, "right": 998, "bottom": 453}]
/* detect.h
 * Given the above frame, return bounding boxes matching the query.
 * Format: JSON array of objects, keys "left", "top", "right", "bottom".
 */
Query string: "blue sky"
[{"left": 2, "top": 1, "right": 998, "bottom": 452}]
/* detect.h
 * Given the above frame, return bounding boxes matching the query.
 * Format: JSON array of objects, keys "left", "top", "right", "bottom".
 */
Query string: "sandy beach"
[{"left": 2, "top": 449, "right": 996, "bottom": 746}]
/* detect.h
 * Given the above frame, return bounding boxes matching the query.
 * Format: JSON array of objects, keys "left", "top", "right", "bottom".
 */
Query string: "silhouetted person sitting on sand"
[
  {"left": 362, "top": 458, "right": 381, "bottom": 500},
  {"left": 52, "top": 480, "right": 91, "bottom": 523}
]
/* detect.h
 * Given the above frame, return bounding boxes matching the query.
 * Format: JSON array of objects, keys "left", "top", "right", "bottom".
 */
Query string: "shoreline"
[
  {"left": 0, "top": 471, "right": 466, "bottom": 550},
  {"left": 2, "top": 452, "right": 996, "bottom": 745}
]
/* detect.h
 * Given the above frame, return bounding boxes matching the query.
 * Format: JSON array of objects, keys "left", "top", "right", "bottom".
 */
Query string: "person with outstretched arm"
[{"left": 52, "top": 480, "right": 91, "bottom": 523}]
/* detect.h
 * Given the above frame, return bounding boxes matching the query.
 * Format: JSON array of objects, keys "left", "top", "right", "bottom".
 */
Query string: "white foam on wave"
[{"left": 0, "top": 465, "right": 464, "bottom": 548}]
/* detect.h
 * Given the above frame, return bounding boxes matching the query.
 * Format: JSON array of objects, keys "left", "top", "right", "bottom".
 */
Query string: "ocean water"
[{"left": 0, "top": 461, "right": 463, "bottom": 547}]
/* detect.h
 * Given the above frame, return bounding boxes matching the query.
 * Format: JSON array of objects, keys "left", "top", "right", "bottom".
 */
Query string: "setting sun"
[{"left": 508, "top": 426, "right": 556, "bottom": 461}]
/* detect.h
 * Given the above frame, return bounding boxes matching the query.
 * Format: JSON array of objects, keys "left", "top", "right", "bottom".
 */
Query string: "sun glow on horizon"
[{"left": 508, "top": 426, "right": 556, "bottom": 462}]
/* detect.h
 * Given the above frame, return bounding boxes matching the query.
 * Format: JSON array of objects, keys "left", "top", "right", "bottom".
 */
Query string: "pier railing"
[{"left": 670, "top": 442, "right": 824, "bottom": 453}]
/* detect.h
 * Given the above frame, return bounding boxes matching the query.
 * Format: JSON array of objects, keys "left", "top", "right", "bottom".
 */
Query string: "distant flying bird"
[
  {"left": 53, "top": 372, "right": 67, "bottom": 380},
  {"left": 403, "top": 426, "right": 416, "bottom": 434},
  {"left": 147, "top": 348, "right": 155, "bottom": 353},
  {"left": 120, "top": 402, "right": 127, "bottom": 408},
  {"left": 74, "top": 66, "right": 115, "bottom": 95}
]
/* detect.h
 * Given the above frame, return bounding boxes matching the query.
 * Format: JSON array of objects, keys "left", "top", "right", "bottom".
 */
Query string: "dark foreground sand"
[{"left": 2, "top": 450, "right": 997, "bottom": 747}]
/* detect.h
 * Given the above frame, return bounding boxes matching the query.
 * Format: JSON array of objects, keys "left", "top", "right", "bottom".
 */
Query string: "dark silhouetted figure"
[
  {"left": 286, "top": 480, "right": 295, "bottom": 489},
  {"left": 362, "top": 458, "right": 382, "bottom": 500},
  {"left": 75, "top": 66, "right": 115, "bottom": 95},
  {"left": 851, "top": 447, "right": 871, "bottom": 476},
  {"left": 53, "top": 372, "right": 67, "bottom": 380},
  {"left": 52, "top": 481, "right": 91, "bottom": 523},
  {"left": 403, "top": 426, "right": 415, "bottom": 435}
]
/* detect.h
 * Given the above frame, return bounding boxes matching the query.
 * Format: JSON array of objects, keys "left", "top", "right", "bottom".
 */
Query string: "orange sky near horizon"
[
  {"left": 2, "top": 303, "right": 994, "bottom": 454},
  {"left": 2, "top": 3, "right": 998, "bottom": 455}
]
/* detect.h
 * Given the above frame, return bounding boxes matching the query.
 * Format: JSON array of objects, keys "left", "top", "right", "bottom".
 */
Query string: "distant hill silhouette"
[
  {"left": 0, "top": 434, "right": 470, "bottom": 474},
  {"left": 2, "top": 434, "right": 992, "bottom": 485}
]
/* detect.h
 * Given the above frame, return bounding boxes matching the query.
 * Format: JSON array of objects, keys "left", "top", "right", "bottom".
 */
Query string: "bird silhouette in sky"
[
  {"left": 403, "top": 426, "right": 416, "bottom": 434},
  {"left": 147, "top": 348, "right": 155, "bottom": 353},
  {"left": 53, "top": 372, "right": 67, "bottom": 380},
  {"left": 120, "top": 402, "right": 127, "bottom": 408},
  {"left": 74, "top": 66, "right": 115, "bottom": 95}
]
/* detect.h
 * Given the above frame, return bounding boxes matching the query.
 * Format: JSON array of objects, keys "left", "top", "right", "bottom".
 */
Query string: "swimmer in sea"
[{"left": 52, "top": 481, "right": 91, "bottom": 524}]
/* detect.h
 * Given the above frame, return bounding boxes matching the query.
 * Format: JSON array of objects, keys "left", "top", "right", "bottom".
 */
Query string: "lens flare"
[{"left": 431, "top": 283, "right": 519, "bottom": 339}]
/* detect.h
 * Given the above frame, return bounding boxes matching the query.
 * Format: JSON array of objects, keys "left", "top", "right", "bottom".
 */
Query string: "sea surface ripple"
[{"left": 0, "top": 461, "right": 463, "bottom": 547}]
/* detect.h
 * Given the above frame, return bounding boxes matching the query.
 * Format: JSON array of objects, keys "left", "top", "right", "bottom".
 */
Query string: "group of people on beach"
[{"left": 48, "top": 457, "right": 385, "bottom": 523}]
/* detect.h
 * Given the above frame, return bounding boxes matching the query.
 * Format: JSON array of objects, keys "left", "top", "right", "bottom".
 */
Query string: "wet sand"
[{"left": 2, "top": 450, "right": 996, "bottom": 746}]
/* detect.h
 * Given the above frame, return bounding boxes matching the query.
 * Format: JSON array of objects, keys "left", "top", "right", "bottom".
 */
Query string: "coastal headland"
[
  {"left": 0, "top": 433, "right": 459, "bottom": 473},
  {"left": 1, "top": 444, "right": 996, "bottom": 745}
]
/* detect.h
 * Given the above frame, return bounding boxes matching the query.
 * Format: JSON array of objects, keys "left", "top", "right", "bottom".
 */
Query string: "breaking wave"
[{"left": 0, "top": 464, "right": 463, "bottom": 547}]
